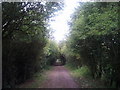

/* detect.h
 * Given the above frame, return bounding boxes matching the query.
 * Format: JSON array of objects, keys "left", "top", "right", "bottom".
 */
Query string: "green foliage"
[
  {"left": 67, "top": 65, "right": 92, "bottom": 78},
  {"left": 19, "top": 66, "right": 52, "bottom": 88},
  {"left": 2, "top": 2, "right": 63, "bottom": 88},
  {"left": 73, "top": 66, "right": 92, "bottom": 78},
  {"left": 63, "top": 2, "right": 120, "bottom": 88},
  {"left": 44, "top": 40, "right": 60, "bottom": 65}
]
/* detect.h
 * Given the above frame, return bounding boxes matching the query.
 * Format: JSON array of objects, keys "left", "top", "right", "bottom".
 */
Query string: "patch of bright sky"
[
  {"left": 49, "top": 0, "right": 80, "bottom": 43},
  {"left": 49, "top": 0, "right": 93, "bottom": 43}
]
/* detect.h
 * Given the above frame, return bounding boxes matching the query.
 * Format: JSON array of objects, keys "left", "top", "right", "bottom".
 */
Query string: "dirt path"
[{"left": 39, "top": 66, "right": 79, "bottom": 88}]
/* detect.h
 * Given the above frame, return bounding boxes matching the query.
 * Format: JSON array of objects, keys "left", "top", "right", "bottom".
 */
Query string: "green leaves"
[
  {"left": 44, "top": 40, "right": 60, "bottom": 65},
  {"left": 2, "top": 2, "right": 63, "bottom": 88},
  {"left": 64, "top": 2, "right": 120, "bottom": 87},
  {"left": 70, "top": 2, "right": 118, "bottom": 39}
]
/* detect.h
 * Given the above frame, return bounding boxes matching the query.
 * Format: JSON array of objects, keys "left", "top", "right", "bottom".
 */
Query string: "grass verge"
[
  {"left": 18, "top": 66, "right": 52, "bottom": 88},
  {"left": 65, "top": 64, "right": 106, "bottom": 88}
]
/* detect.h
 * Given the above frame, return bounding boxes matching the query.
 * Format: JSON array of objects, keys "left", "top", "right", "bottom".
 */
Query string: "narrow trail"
[{"left": 39, "top": 66, "right": 79, "bottom": 88}]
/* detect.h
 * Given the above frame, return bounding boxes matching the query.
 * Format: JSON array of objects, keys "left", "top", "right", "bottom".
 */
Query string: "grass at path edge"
[
  {"left": 65, "top": 64, "right": 106, "bottom": 88},
  {"left": 18, "top": 66, "right": 52, "bottom": 88}
]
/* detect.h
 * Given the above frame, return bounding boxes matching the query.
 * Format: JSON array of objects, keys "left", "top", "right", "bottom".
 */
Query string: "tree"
[
  {"left": 44, "top": 39, "right": 60, "bottom": 65},
  {"left": 2, "top": 2, "right": 63, "bottom": 88},
  {"left": 63, "top": 2, "right": 120, "bottom": 88}
]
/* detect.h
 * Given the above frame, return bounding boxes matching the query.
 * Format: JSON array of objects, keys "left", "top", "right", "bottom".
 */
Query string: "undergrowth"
[
  {"left": 65, "top": 63, "right": 106, "bottom": 88},
  {"left": 18, "top": 65, "right": 52, "bottom": 88}
]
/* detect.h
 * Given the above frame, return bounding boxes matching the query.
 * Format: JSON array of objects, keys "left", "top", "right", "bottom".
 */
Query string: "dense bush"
[
  {"left": 2, "top": 2, "right": 62, "bottom": 88},
  {"left": 44, "top": 40, "right": 60, "bottom": 65},
  {"left": 62, "top": 2, "right": 120, "bottom": 88},
  {"left": 73, "top": 66, "right": 92, "bottom": 78}
]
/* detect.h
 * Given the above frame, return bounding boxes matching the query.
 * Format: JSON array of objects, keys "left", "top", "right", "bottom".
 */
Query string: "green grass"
[
  {"left": 65, "top": 64, "right": 106, "bottom": 88},
  {"left": 65, "top": 64, "right": 92, "bottom": 78},
  {"left": 18, "top": 65, "right": 52, "bottom": 88},
  {"left": 72, "top": 66, "right": 92, "bottom": 78}
]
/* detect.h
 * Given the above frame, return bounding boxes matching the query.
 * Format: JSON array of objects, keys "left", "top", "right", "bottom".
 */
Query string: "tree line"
[
  {"left": 61, "top": 2, "right": 120, "bottom": 88},
  {"left": 2, "top": 2, "right": 120, "bottom": 88},
  {"left": 2, "top": 2, "right": 63, "bottom": 88}
]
